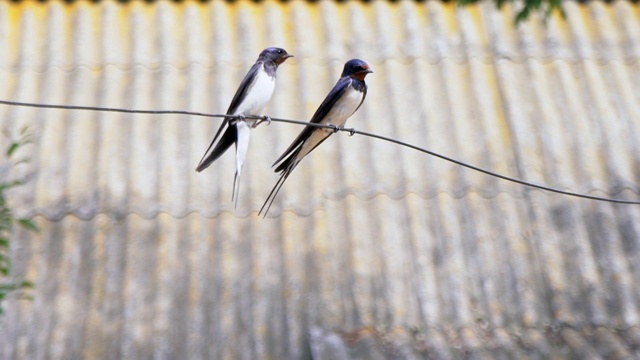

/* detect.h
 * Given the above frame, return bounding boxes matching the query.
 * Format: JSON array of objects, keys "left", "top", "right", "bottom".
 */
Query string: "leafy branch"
[
  {"left": 457, "top": 0, "right": 566, "bottom": 24},
  {"left": 0, "top": 126, "right": 36, "bottom": 315}
]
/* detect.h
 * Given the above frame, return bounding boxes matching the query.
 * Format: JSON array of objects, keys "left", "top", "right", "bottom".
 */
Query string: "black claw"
[{"left": 253, "top": 115, "right": 272, "bottom": 128}]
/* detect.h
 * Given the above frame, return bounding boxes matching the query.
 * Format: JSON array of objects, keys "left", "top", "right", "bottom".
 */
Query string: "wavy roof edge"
[
  {"left": 14, "top": 187, "right": 640, "bottom": 220},
  {"left": 1, "top": 56, "right": 640, "bottom": 73}
]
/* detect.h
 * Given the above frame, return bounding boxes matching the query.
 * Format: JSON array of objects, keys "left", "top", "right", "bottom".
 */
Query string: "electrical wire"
[{"left": 1, "top": 99, "right": 638, "bottom": 205}]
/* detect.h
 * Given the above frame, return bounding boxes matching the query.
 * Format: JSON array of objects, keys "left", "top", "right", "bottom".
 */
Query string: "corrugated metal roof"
[{"left": 1, "top": 0, "right": 640, "bottom": 358}]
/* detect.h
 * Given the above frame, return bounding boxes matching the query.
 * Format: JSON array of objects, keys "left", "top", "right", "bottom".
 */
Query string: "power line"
[
  {"left": 1, "top": 99, "right": 638, "bottom": 205},
  {"left": 0, "top": 99, "right": 228, "bottom": 119}
]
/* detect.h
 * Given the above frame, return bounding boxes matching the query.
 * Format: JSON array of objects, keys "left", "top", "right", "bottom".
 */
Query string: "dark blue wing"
[
  {"left": 272, "top": 76, "right": 352, "bottom": 167},
  {"left": 195, "top": 61, "right": 263, "bottom": 171},
  {"left": 226, "top": 61, "right": 263, "bottom": 115}
]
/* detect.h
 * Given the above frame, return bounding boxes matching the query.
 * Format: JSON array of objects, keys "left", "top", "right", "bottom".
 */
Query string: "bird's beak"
[{"left": 276, "top": 54, "right": 294, "bottom": 64}]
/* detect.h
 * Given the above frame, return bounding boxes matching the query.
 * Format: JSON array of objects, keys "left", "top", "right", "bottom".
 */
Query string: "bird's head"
[
  {"left": 342, "top": 59, "right": 373, "bottom": 81},
  {"left": 259, "top": 47, "right": 294, "bottom": 65}
]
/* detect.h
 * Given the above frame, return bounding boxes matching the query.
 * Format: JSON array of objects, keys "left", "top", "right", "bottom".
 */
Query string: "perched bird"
[
  {"left": 259, "top": 59, "right": 373, "bottom": 216},
  {"left": 196, "top": 47, "right": 293, "bottom": 207}
]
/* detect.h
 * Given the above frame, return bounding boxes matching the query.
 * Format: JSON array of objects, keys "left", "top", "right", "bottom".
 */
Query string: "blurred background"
[{"left": 1, "top": 0, "right": 640, "bottom": 358}]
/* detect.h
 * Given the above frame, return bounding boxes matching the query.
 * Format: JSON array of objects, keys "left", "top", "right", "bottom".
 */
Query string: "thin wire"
[
  {"left": 345, "top": 128, "right": 640, "bottom": 205},
  {"left": 1, "top": 99, "right": 638, "bottom": 205},
  {"left": 0, "top": 99, "right": 230, "bottom": 119}
]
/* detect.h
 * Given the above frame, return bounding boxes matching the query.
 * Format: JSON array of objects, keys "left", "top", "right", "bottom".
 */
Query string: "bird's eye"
[{"left": 277, "top": 49, "right": 284, "bottom": 54}]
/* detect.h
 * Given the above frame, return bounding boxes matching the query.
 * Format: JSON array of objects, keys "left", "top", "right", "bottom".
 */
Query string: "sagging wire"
[{"left": 1, "top": 99, "right": 638, "bottom": 205}]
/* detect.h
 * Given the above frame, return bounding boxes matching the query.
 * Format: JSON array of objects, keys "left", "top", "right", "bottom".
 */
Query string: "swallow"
[
  {"left": 196, "top": 47, "right": 293, "bottom": 207},
  {"left": 259, "top": 59, "right": 373, "bottom": 217}
]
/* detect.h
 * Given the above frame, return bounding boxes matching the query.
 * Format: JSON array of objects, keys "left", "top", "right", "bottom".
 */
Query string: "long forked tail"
[
  {"left": 258, "top": 163, "right": 296, "bottom": 218},
  {"left": 196, "top": 123, "right": 236, "bottom": 172},
  {"left": 231, "top": 122, "right": 251, "bottom": 208},
  {"left": 232, "top": 170, "right": 241, "bottom": 208}
]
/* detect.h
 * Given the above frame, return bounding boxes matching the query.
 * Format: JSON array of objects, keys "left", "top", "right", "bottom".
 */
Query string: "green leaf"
[
  {"left": 0, "top": 280, "right": 32, "bottom": 291},
  {"left": 0, "top": 284, "right": 15, "bottom": 292},
  {"left": 515, "top": 7, "right": 531, "bottom": 23},
  {"left": 0, "top": 217, "right": 12, "bottom": 231},
  {"left": 456, "top": 0, "right": 477, "bottom": 6},
  {"left": 495, "top": 0, "right": 508, "bottom": 10},
  {"left": 1, "top": 126, "right": 35, "bottom": 318},
  {"left": 0, "top": 180, "right": 24, "bottom": 192},
  {"left": 6, "top": 142, "right": 19, "bottom": 157},
  {"left": 17, "top": 219, "right": 38, "bottom": 232},
  {"left": 13, "top": 158, "right": 31, "bottom": 166}
]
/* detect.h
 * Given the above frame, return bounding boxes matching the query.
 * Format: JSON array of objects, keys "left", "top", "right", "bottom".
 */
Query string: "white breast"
[
  {"left": 321, "top": 84, "right": 364, "bottom": 129},
  {"left": 234, "top": 65, "right": 276, "bottom": 118},
  {"left": 294, "top": 83, "right": 364, "bottom": 162}
]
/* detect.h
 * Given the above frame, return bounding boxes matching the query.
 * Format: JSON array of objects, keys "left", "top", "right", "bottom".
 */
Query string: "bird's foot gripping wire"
[
  {"left": 253, "top": 115, "right": 272, "bottom": 128},
  {"left": 228, "top": 114, "right": 246, "bottom": 126},
  {"left": 329, "top": 125, "right": 356, "bottom": 136}
]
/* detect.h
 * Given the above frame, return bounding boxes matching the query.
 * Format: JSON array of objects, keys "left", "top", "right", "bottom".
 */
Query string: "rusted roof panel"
[{"left": 1, "top": 1, "right": 640, "bottom": 358}]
